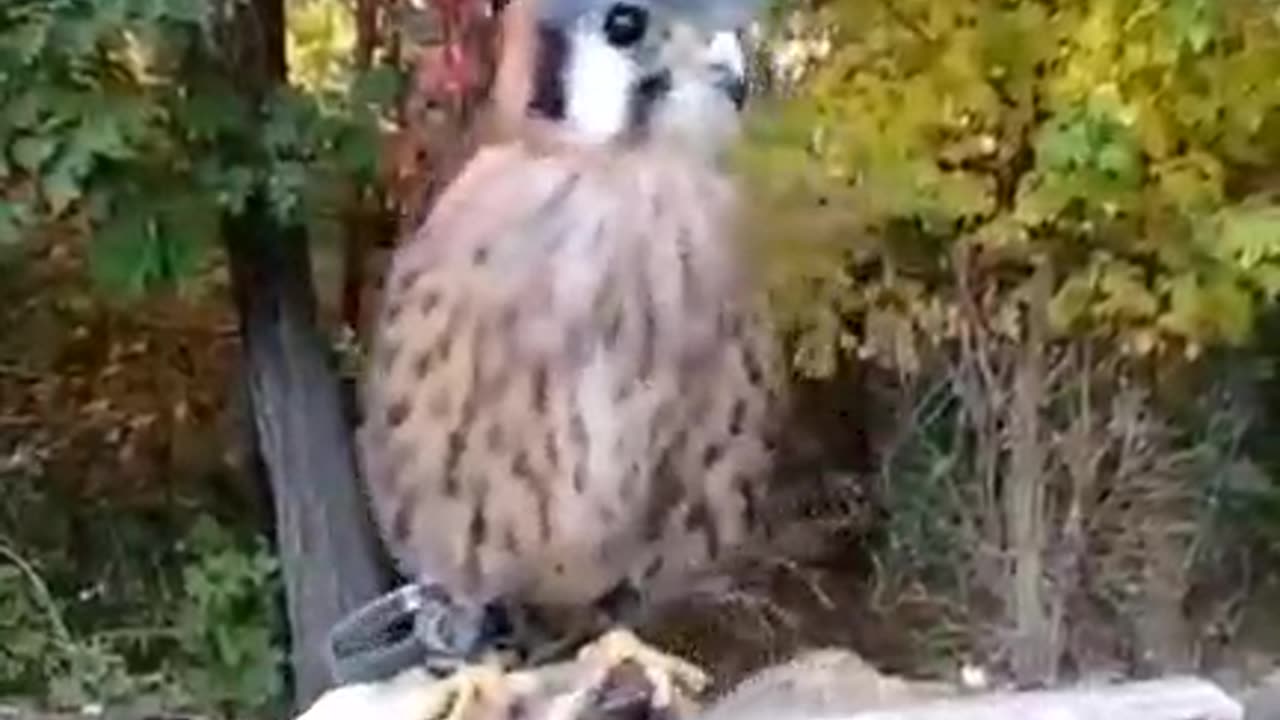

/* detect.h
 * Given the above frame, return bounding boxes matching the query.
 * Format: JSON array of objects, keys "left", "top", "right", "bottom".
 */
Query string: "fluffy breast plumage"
[{"left": 356, "top": 143, "right": 779, "bottom": 613}]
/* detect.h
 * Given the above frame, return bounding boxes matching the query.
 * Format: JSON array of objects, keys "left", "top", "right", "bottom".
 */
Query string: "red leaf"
[{"left": 414, "top": 42, "right": 483, "bottom": 99}]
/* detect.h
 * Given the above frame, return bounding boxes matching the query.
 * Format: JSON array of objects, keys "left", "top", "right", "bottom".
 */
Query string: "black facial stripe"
[
  {"left": 529, "top": 24, "right": 568, "bottom": 120},
  {"left": 628, "top": 70, "right": 672, "bottom": 130}
]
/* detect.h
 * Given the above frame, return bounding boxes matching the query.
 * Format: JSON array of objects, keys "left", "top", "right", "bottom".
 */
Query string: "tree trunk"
[
  {"left": 1006, "top": 263, "right": 1057, "bottom": 685},
  {"left": 212, "top": 0, "right": 395, "bottom": 709},
  {"left": 224, "top": 196, "right": 393, "bottom": 710}
]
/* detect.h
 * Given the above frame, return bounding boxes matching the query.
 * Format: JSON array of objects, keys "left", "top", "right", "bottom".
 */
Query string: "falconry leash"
[{"left": 325, "top": 582, "right": 511, "bottom": 685}]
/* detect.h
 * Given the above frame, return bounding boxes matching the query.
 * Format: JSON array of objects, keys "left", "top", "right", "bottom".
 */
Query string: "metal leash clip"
[
  {"left": 326, "top": 583, "right": 436, "bottom": 685},
  {"left": 325, "top": 582, "right": 513, "bottom": 686}
]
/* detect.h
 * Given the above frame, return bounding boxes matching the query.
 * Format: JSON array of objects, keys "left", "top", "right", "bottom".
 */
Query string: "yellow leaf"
[
  {"left": 1152, "top": 151, "right": 1224, "bottom": 212},
  {"left": 1048, "top": 272, "right": 1096, "bottom": 333},
  {"left": 1097, "top": 261, "right": 1159, "bottom": 320}
]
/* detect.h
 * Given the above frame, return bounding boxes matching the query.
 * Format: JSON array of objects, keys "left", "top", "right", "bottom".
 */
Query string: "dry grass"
[{"left": 858, "top": 269, "right": 1270, "bottom": 688}]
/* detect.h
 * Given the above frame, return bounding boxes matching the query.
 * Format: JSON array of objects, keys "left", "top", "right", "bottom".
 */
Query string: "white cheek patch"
[
  {"left": 655, "top": 74, "right": 738, "bottom": 156},
  {"left": 564, "top": 28, "right": 637, "bottom": 141},
  {"left": 706, "top": 30, "right": 744, "bottom": 79},
  {"left": 643, "top": 27, "right": 743, "bottom": 156}
]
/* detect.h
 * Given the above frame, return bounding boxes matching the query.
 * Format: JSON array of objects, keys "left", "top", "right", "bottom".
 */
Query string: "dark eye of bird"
[{"left": 603, "top": 3, "right": 648, "bottom": 48}]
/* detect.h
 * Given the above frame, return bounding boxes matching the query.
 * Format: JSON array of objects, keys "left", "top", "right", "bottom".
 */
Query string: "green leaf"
[
  {"left": 176, "top": 82, "right": 252, "bottom": 141},
  {"left": 1154, "top": 152, "right": 1223, "bottom": 211},
  {"left": 47, "top": 17, "right": 108, "bottom": 61},
  {"left": 41, "top": 162, "right": 83, "bottom": 215},
  {"left": 0, "top": 19, "right": 51, "bottom": 65},
  {"left": 155, "top": 191, "right": 217, "bottom": 277},
  {"left": 1096, "top": 260, "right": 1159, "bottom": 320},
  {"left": 1096, "top": 141, "right": 1141, "bottom": 185},
  {"left": 1048, "top": 271, "right": 1095, "bottom": 333},
  {"left": 266, "top": 161, "right": 308, "bottom": 223},
  {"left": 0, "top": 200, "right": 32, "bottom": 246},
  {"left": 350, "top": 65, "right": 403, "bottom": 110},
  {"left": 159, "top": 0, "right": 209, "bottom": 24},
  {"left": 90, "top": 203, "right": 157, "bottom": 295},
  {"left": 1165, "top": 0, "right": 1223, "bottom": 54},
  {"left": 1, "top": 92, "right": 43, "bottom": 130},
  {"left": 262, "top": 90, "right": 320, "bottom": 156},
  {"left": 11, "top": 135, "right": 58, "bottom": 171},
  {"left": 219, "top": 166, "right": 257, "bottom": 215},
  {"left": 87, "top": 184, "right": 218, "bottom": 295},
  {"left": 1037, "top": 115, "right": 1091, "bottom": 172},
  {"left": 333, "top": 121, "right": 380, "bottom": 180},
  {"left": 194, "top": 160, "right": 257, "bottom": 214},
  {"left": 1215, "top": 202, "right": 1280, "bottom": 269},
  {"left": 1160, "top": 272, "right": 1254, "bottom": 344},
  {"left": 72, "top": 113, "right": 132, "bottom": 160}
]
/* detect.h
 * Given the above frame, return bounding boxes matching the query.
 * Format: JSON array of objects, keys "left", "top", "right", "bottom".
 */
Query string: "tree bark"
[
  {"left": 212, "top": 0, "right": 395, "bottom": 709},
  {"left": 224, "top": 195, "right": 393, "bottom": 710},
  {"left": 1006, "top": 262, "right": 1056, "bottom": 685}
]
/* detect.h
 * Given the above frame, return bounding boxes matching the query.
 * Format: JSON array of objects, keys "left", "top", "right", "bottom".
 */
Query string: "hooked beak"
[{"left": 707, "top": 31, "right": 747, "bottom": 110}]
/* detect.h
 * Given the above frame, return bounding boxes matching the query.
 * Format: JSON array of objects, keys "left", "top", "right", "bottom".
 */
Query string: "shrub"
[{"left": 740, "top": 0, "right": 1280, "bottom": 684}]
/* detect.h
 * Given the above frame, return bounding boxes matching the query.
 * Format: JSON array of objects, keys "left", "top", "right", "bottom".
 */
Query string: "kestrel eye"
[{"left": 602, "top": 3, "right": 648, "bottom": 48}]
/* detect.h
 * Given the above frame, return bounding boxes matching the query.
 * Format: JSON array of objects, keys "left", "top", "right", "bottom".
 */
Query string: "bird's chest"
[
  {"left": 481, "top": 259, "right": 738, "bottom": 602},
  {"left": 447, "top": 233, "right": 755, "bottom": 606},
  {"left": 363, "top": 153, "right": 772, "bottom": 610}
]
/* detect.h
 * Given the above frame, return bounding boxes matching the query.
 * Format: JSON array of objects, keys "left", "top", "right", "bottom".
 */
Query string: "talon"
[
  {"left": 416, "top": 658, "right": 513, "bottom": 720},
  {"left": 576, "top": 627, "right": 709, "bottom": 711}
]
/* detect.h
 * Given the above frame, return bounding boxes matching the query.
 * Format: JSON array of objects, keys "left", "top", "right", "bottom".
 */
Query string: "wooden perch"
[
  {"left": 287, "top": 635, "right": 1250, "bottom": 720},
  {"left": 819, "top": 676, "right": 1242, "bottom": 720},
  {"left": 290, "top": 652, "right": 1245, "bottom": 720},
  {"left": 4, "top": 661, "right": 1245, "bottom": 720}
]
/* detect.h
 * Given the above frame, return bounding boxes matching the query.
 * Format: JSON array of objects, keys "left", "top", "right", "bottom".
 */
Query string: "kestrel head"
[{"left": 491, "top": 0, "right": 759, "bottom": 156}]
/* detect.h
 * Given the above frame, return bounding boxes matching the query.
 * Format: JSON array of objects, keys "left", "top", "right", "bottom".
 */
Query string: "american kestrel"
[{"left": 351, "top": 0, "right": 779, "bottom": 705}]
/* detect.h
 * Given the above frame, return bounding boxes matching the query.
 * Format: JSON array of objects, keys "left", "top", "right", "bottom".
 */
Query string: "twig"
[
  {"left": 90, "top": 626, "right": 182, "bottom": 644},
  {"left": 872, "top": 0, "right": 937, "bottom": 42},
  {"left": 0, "top": 538, "right": 76, "bottom": 651},
  {"left": 0, "top": 363, "right": 41, "bottom": 381}
]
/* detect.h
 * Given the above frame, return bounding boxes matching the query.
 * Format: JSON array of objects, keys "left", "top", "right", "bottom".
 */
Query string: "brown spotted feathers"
[{"left": 356, "top": 0, "right": 779, "bottom": 631}]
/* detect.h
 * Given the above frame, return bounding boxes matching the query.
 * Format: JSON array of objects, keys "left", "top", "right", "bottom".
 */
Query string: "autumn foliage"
[
  {"left": 746, "top": 0, "right": 1280, "bottom": 370},
  {"left": 4, "top": 0, "right": 1280, "bottom": 710},
  {"left": 741, "top": 0, "right": 1280, "bottom": 684}
]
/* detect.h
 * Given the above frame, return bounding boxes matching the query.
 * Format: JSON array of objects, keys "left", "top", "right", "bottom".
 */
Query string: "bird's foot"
[
  {"left": 488, "top": 602, "right": 569, "bottom": 666},
  {"left": 298, "top": 656, "right": 519, "bottom": 720},
  {"left": 575, "top": 627, "right": 710, "bottom": 713},
  {"left": 412, "top": 656, "right": 515, "bottom": 720}
]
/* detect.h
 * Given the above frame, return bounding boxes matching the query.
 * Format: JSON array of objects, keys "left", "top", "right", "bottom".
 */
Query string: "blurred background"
[{"left": 4, "top": 0, "right": 1280, "bottom": 716}]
